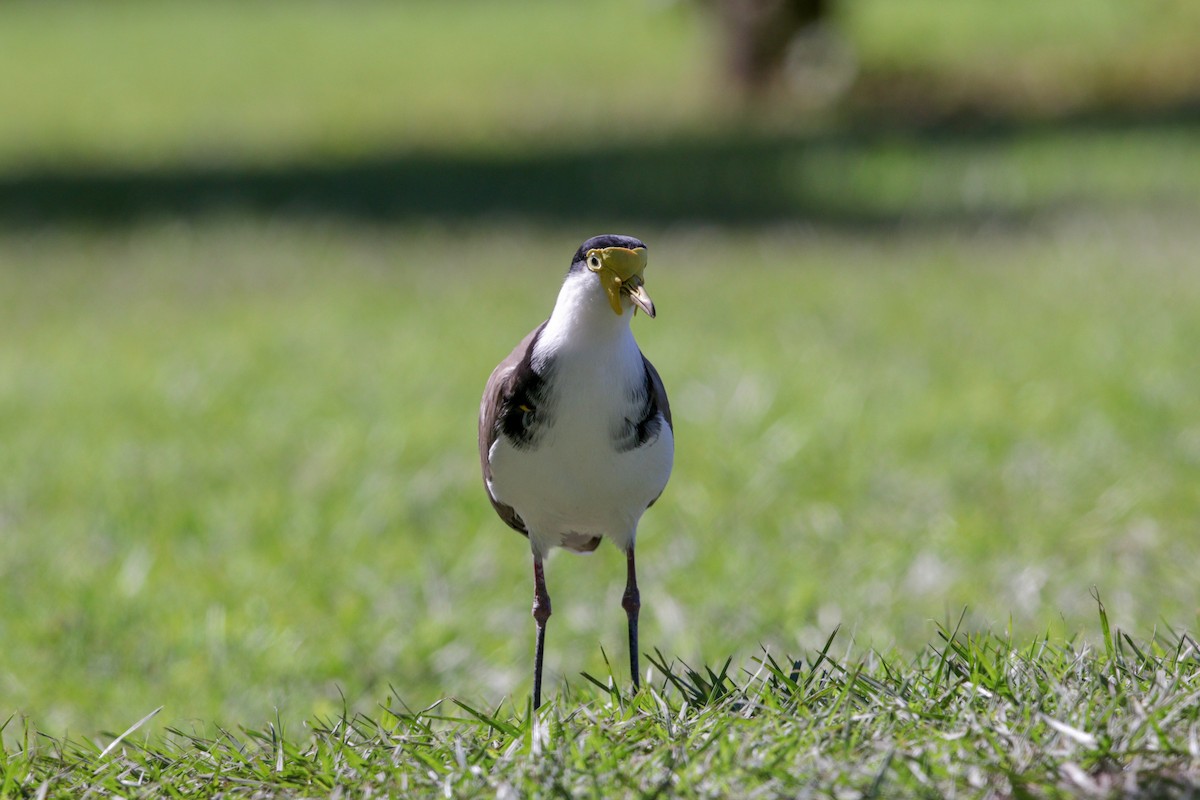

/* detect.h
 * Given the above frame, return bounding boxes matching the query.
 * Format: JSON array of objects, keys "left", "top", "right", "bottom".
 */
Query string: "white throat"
[{"left": 534, "top": 270, "right": 633, "bottom": 362}]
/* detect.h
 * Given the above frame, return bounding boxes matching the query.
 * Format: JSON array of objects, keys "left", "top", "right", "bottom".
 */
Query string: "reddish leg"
[
  {"left": 622, "top": 547, "right": 641, "bottom": 692},
  {"left": 532, "top": 555, "right": 552, "bottom": 709}
]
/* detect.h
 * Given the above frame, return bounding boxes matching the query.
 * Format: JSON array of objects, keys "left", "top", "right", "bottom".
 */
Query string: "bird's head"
[{"left": 570, "top": 234, "right": 655, "bottom": 318}]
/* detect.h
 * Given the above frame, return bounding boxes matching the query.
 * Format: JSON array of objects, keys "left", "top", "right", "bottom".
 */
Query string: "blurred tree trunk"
[{"left": 718, "top": 0, "right": 830, "bottom": 95}]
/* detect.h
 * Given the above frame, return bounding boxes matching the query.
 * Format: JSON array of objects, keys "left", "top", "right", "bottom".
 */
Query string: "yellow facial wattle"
[{"left": 586, "top": 246, "right": 655, "bottom": 318}]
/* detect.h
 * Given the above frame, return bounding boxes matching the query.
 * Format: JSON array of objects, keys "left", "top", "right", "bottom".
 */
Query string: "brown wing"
[
  {"left": 643, "top": 354, "right": 672, "bottom": 432},
  {"left": 642, "top": 353, "right": 672, "bottom": 509},
  {"left": 478, "top": 322, "right": 547, "bottom": 534}
]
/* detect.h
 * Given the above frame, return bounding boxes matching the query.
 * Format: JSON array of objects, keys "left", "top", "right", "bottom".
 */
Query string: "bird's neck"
[{"left": 536, "top": 273, "right": 633, "bottom": 360}]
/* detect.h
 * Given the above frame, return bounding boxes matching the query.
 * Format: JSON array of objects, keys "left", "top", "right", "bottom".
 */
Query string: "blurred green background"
[{"left": 2, "top": 0, "right": 1199, "bottom": 736}]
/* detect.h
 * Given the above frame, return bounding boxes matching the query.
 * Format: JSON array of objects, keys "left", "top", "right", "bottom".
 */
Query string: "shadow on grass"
[{"left": 3, "top": 104, "right": 1198, "bottom": 228}]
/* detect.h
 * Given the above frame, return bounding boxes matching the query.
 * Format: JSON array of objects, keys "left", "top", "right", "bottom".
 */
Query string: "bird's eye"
[{"left": 588, "top": 255, "right": 601, "bottom": 270}]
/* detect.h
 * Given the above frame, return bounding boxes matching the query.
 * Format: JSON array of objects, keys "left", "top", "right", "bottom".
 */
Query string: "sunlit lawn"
[
  {"left": 3, "top": 0, "right": 1199, "bottom": 169},
  {"left": 3, "top": 2, "right": 1200, "bottom": 794},
  {"left": 2, "top": 210, "right": 1198, "bottom": 738}
]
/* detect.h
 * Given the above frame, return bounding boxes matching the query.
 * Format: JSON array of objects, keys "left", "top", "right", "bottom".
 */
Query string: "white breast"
[{"left": 487, "top": 328, "right": 673, "bottom": 557}]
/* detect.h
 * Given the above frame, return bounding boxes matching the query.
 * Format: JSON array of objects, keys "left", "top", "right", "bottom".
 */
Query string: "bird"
[{"left": 479, "top": 234, "right": 673, "bottom": 709}]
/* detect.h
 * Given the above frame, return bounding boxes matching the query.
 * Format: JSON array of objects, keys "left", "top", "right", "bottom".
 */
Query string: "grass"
[
  {"left": 2, "top": 211, "right": 1199, "bottom": 743},
  {"left": 6, "top": 119, "right": 1200, "bottom": 227},
  {"left": 845, "top": 0, "right": 1200, "bottom": 115},
  {"left": 5, "top": 0, "right": 1198, "bottom": 229},
  {"left": 3, "top": 0, "right": 1200, "bottom": 170},
  {"left": 3, "top": 609, "right": 1198, "bottom": 797},
  {"left": 0, "top": 0, "right": 710, "bottom": 169},
  {"left": 4, "top": 0, "right": 1200, "bottom": 794}
]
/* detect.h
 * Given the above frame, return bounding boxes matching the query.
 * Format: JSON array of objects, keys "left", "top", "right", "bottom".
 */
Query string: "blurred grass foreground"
[{"left": 1, "top": 0, "right": 1199, "bottom": 737}]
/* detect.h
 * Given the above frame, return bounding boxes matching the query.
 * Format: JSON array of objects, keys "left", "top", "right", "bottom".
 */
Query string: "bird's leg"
[
  {"left": 622, "top": 546, "right": 641, "bottom": 692},
  {"left": 531, "top": 555, "right": 552, "bottom": 710}
]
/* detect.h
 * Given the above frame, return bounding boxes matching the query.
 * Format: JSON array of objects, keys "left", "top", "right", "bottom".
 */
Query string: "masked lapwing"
[{"left": 479, "top": 234, "right": 673, "bottom": 709}]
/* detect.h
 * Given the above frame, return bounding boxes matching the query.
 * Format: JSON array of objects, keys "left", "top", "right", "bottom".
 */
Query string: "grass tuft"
[{"left": 4, "top": 615, "right": 1197, "bottom": 796}]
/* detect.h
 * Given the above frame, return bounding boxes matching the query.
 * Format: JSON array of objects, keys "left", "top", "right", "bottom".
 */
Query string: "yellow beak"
[{"left": 586, "top": 246, "right": 655, "bottom": 318}]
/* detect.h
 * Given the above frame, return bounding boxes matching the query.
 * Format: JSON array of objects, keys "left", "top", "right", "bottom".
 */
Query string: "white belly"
[{"left": 488, "top": 350, "right": 673, "bottom": 557}]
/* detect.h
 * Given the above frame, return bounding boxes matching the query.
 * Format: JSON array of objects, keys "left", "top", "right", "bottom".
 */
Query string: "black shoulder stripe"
[
  {"left": 614, "top": 359, "right": 663, "bottom": 453},
  {"left": 498, "top": 323, "right": 556, "bottom": 451}
]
